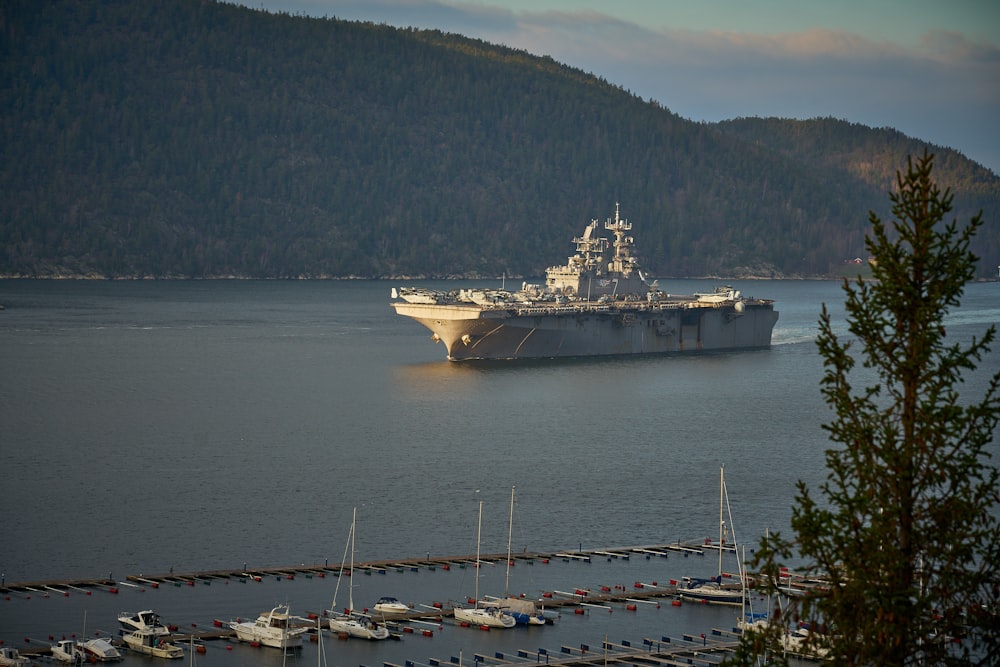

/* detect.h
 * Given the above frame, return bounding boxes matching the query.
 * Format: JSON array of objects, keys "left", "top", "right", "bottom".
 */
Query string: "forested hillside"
[{"left": 1, "top": 0, "right": 997, "bottom": 279}]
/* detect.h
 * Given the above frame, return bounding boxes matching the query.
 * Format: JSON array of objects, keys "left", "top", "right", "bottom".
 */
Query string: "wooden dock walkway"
[
  {"left": 1, "top": 542, "right": 717, "bottom": 594},
  {"left": 417, "top": 630, "right": 742, "bottom": 667}
]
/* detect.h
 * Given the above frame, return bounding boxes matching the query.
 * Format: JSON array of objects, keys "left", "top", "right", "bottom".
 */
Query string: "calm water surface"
[{"left": 1, "top": 278, "right": 997, "bottom": 664}]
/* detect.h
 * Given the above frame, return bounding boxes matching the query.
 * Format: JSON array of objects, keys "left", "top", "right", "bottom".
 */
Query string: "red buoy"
[
  {"left": 626, "top": 604, "right": 637, "bottom": 611},
  {"left": 574, "top": 608, "right": 585, "bottom": 615},
  {"left": 422, "top": 629, "right": 433, "bottom": 637},
  {"left": 671, "top": 600, "right": 682, "bottom": 607}
]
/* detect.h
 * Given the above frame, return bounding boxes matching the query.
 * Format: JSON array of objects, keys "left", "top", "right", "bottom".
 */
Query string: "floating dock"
[{"left": 1, "top": 542, "right": 720, "bottom": 595}]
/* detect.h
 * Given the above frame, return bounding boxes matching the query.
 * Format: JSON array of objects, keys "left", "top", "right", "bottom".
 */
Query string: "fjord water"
[{"left": 1, "top": 279, "right": 997, "bottom": 664}]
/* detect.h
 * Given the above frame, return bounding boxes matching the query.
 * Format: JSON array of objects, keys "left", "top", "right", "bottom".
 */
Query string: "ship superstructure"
[{"left": 391, "top": 205, "right": 778, "bottom": 361}]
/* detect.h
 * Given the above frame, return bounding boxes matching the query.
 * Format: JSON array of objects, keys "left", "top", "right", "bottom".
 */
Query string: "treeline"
[{"left": 1, "top": 0, "right": 997, "bottom": 279}]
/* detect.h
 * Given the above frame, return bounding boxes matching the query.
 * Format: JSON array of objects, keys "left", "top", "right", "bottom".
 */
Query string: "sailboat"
[
  {"left": 481, "top": 486, "right": 547, "bottom": 625},
  {"left": 453, "top": 500, "right": 516, "bottom": 629},
  {"left": 737, "top": 535, "right": 830, "bottom": 661},
  {"left": 327, "top": 507, "right": 390, "bottom": 640},
  {"left": 678, "top": 466, "right": 745, "bottom": 605}
]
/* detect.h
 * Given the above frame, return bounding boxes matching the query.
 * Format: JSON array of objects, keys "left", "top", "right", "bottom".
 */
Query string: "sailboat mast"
[
  {"left": 474, "top": 500, "right": 483, "bottom": 608},
  {"left": 718, "top": 466, "right": 725, "bottom": 577},
  {"left": 505, "top": 486, "right": 514, "bottom": 596},
  {"left": 349, "top": 506, "right": 357, "bottom": 613}
]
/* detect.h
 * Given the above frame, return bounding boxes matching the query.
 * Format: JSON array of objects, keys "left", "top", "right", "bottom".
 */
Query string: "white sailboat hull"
[
  {"left": 453, "top": 606, "right": 517, "bottom": 628},
  {"left": 328, "top": 614, "right": 390, "bottom": 640}
]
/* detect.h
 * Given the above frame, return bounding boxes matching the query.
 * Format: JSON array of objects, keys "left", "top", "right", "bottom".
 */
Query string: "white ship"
[{"left": 391, "top": 204, "right": 778, "bottom": 360}]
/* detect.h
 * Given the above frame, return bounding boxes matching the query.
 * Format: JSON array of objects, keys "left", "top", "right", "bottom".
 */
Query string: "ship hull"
[{"left": 392, "top": 301, "right": 778, "bottom": 360}]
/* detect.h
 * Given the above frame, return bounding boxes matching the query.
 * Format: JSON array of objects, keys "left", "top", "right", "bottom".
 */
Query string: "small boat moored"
[
  {"left": 678, "top": 467, "right": 746, "bottom": 607},
  {"left": 230, "top": 604, "right": 308, "bottom": 649},
  {"left": 49, "top": 639, "right": 84, "bottom": 664},
  {"left": 327, "top": 508, "right": 391, "bottom": 640},
  {"left": 118, "top": 609, "right": 170, "bottom": 636},
  {"left": 80, "top": 637, "right": 123, "bottom": 662},
  {"left": 122, "top": 629, "right": 185, "bottom": 659},
  {"left": 452, "top": 500, "right": 516, "bottom": 629},
  {"left": 372, "top": 596, "right": 411, "bottom": 616},
  {"left": 0, "top": 647, "right": 30, "bottom": 667}
]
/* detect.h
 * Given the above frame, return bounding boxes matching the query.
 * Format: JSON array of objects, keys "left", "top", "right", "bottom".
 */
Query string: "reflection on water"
[{"left": 1, "top": 278, "right": 995, "bottom": 586}]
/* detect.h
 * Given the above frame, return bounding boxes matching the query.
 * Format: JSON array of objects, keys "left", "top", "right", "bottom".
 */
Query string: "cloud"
[{"left": 490, "top": 11, "right": 1000, "bottom": 170}]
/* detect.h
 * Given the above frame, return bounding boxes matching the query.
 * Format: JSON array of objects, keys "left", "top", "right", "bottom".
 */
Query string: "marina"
[{"left": 4, "top": 542, "right": 763, "bottom": 666}]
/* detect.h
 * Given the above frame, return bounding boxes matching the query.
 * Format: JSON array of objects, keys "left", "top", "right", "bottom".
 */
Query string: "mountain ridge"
[{"left": 1, "top": 0, "right": 997, "bottom": 280}]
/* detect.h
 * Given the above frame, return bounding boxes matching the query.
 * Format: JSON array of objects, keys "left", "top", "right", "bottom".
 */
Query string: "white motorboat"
[
  {"left": 328, "top": 508, "right": 390, "bottom": 640},
  {"left": 0, "top": 647, "right": 29, "bottom": 666},
  {"left": 122, "top": 630, "right": 185, "bottom": 659},
  {"left": 372, "top": 596, "right": 411, "bottom": 616},
  {"left": 50, "top": 639, "right": 84, "bottom": 664},
  {"left": 453, "top": 500, "right": 516, "bottom": 629},
  {"left": 118, "top": 609, "right": 170, "bottom": 636},
  {"left": 230, "top": 604, "right": 308, "bottom": 649},
  {"left": 80, "top": 637, "right": 123, "bottom": 662}
]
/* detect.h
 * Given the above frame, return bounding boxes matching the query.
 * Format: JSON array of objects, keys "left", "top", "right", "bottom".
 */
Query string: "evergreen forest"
[{"left": 2, "top": 0, "right": 998, "bottom": 279}]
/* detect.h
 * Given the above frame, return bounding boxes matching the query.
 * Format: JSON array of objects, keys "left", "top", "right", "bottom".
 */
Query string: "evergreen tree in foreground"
[{"left": 731, "top": 152, "right": 1000, "bottom": 666}]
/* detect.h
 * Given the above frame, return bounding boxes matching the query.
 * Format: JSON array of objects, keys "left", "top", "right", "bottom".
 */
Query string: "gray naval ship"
[{"left": 391, "top": 204, "right": 778, "bottom": 360}]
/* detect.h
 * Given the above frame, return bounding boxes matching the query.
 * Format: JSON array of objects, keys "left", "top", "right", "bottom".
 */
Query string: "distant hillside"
[{"left": 1, "top": 0, "right": 997, "bottom": 279}]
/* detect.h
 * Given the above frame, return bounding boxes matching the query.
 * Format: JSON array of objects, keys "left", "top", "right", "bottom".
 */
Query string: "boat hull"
[
  {"left": 373, "top": 603, "right": 410, "bottom": 617},
  {"left": 678, "top": 588, "right": 744, "bottom": 605},
  {"left": 231, "top": 624, "right": 304, "bottom": 649},
  {"left": 122, "top": 633, "right": 184, "bottom": 659},
  {"left": 328, "top": 615, "right": 390, "bottom": 640},
  {"left": 453, "top": 607, "right": 517, "bottom": 628},
  {"left": 393, "top": 301, "right": 778, "bottom": 360}
]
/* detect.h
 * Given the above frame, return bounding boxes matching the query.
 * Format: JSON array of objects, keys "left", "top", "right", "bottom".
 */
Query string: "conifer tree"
[{"left": 731, "top": 152, "right": 1000, "bottom": 666}]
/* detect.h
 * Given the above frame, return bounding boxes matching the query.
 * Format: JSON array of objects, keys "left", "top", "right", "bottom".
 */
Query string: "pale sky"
[{"left": 237, "top": 0, "right": 1000, "bottom": 174}]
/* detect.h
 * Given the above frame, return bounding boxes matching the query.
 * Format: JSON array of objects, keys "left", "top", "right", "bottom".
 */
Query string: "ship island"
[{"left": 391, "top": 204, "right": 779, "bottom": 360}]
